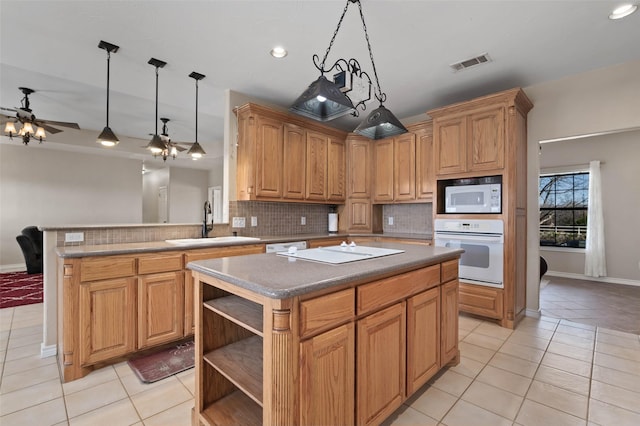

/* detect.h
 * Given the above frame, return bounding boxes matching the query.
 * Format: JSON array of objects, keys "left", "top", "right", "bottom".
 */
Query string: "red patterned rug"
[
  {"left": 0, "top": 271, "right": 43, "bottom": 309},
  {"left": 128, "top": 340, "right": 194, "bottom": 383}
]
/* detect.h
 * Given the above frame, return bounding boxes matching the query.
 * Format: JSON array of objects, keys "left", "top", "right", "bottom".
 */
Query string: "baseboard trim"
[
  {"left": 525, "top": 309, "right": 541, "bottom": 318},
  {"left": 545, "top": 271, "right": 640, "bottom": 287},
  {"left": 41, "top": 343, "right": 57, "bottom": 358},
  {"left": 0, "top": 263, "right": 26, "bottom": 273}
]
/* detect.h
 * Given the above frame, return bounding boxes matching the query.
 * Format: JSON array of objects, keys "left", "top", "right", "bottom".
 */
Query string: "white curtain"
[{"left": 584, "top": 160, "right": 607, "bottom": 277}]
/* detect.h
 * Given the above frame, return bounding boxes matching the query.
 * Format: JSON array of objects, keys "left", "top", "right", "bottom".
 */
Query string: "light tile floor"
[{"left": 1, "top": 303, "right": 639, "bottom": 425}]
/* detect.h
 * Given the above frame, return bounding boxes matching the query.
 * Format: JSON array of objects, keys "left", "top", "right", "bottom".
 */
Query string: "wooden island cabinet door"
[
  {"left": 406, "top": 287, "right": 440, "bottom": 394},
  {"left": 300, "top": 323, "right": 355, "bottom": 426},
  {"left": 79, "top": 277, "right": 136, "bottom": 365},
  {"left": 357, "top": 302, "right": 406, "bottom": 426},
  {"left": 441, "top": 279, "right": 460, "bottom": 365},
  {"left": 138, "top": 271, "right": 184, "bottom": 348}
]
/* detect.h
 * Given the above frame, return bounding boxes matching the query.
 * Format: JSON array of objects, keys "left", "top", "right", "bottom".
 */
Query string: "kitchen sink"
[{"left": 165, "top": 236, "right": 261, "bottom": 245}]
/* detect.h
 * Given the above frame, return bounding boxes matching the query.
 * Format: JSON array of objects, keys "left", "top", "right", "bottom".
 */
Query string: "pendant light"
[
  {"left": 97, "top": 40, "right": 120, "bottom": 146},
  {"left": 186, "top": 71, "right": 207, "bottom": 159},
  {"left": 146, "top": 58, "right": 169, "bottom": 160},
  {"left": 290, "top": 0, "right": 407, "bottom": 140}
]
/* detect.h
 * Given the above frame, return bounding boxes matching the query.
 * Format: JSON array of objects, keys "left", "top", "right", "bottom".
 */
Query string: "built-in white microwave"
[{"left": 445, "top": 183, "right": 501, "bottom": 213}]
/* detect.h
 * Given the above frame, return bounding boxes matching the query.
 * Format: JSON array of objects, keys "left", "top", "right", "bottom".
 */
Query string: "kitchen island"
[{"left": 188, "top": 242, "right": 463, "bottom": 426}]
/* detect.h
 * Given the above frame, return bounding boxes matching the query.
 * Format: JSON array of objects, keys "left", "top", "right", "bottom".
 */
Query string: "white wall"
[
  {"left": 168, "top": 167, "right": 209, "bottom": 223},
  {"left": 540, "top": 130, "right": 640, "bottom": 281},
  {"left": 524, "top": 59, "right": 640, "bottom": 312},
  {"left": 0, "top": 144, "right": 142, "bottom": 266}
]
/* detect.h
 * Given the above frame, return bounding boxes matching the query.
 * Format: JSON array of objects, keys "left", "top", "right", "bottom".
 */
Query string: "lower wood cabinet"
[
  {"left": 357, "top": 302, "right": 406, "bottom": 426},
  {"left": 138, "top": 271, "right": 184, "bottom": 348},
  {"left": 300, "top": 323, "right": 355, "bottom": 426},
  {"left": 407, "top": 286, "right": 440, "bottom": 395},
  {"left": 79, "top": 277, "right": 136, "bottom": 365},
  {"left": 459, "top": 282, "right": 504, "bottom": 320},
  {"left": 441, "top": 279, "right": 460, "bottom": 365}
]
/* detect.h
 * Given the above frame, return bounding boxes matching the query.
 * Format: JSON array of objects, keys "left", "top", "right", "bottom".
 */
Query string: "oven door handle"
[{"left": 434, "top": 234, "right": 503, "bottom": 243}]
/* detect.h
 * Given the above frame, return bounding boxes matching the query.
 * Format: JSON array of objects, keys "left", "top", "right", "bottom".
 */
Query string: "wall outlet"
[
  {"left": 301, "top": 216, "right": 306, "bottom": 226},
  {"left": 251, "top": 216, "right": 258, "bottom": 227},
  {"left": 65, "top": 232, "right": 84, "bottom": 243},
  {"left": 232, "top": 217, "right": 246, "bottom": 228},
  {"left": 388, "top": 217, "right": 394, "bottom": 225}
]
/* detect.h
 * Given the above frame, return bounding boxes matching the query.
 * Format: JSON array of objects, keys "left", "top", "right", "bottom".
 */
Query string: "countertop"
[
  {"left": 55, "top": 233, "right": 432, "bottom": 258},
  {"left": 188, "top": 242, "right": 462, "bottom": 299}
]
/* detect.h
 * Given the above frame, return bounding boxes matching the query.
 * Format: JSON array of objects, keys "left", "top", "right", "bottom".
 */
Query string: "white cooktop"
[{"left": 277, "top": 245, "right": 404, "bottom": 265}]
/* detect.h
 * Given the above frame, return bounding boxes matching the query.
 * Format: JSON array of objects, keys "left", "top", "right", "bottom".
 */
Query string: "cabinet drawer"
[
  {"left": 357, "top": 265, "right": 440, "bottom": 315},
  {"left": 441, "top": 259, "right": 459, "bottom": 282},
  {"left": 300, "top": 289, "right": 354, "bottom": 338},
  {"left": 184, "top": 244, "right": 264, "bottom": 263},
  {"left": 138, "top": 253, "right": 183, "bottom": 274},
  {"left": 459, "top": 284, "right": 503, "bottom": 319},
  {"left": 80, "top": 256, "right": 136, "bottom": 282}
]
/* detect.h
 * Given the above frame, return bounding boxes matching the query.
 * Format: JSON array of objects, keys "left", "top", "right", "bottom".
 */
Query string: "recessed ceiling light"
[
  {"left": 270, "top": 46, "right": 287, "bottom": 58},
  {"left": 609, "top": 3, "right": 638, "bottom": 19}
]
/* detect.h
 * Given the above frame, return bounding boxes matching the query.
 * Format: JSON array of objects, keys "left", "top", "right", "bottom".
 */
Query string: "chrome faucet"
[{"left": 202, "top": 201, "right": 213, "bottom": 237}]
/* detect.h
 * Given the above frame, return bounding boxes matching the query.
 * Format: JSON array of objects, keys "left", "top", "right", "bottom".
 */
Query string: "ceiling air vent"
[{"left": 450, "top": 53, "right": 492, "bottom": 72}]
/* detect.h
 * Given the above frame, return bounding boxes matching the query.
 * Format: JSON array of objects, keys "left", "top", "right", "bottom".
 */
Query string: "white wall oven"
[{"left": 434, "top": 219, "right": 504, "bottom": 288}]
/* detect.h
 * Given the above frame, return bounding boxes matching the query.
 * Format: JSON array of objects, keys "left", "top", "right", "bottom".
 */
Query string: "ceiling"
[{"left": 1, "top": 1, "right": 639, "bottom": 171}]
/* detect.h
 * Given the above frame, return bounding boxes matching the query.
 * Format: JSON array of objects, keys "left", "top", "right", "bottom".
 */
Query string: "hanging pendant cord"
[
  {"left": 319, "top": 0, "right": 351, "bottom": 71},
  {"left": 356, "top": 0, "right": 385, "bottom": 103},
  {"left": 106, "top": 51, "right": 111, "bottom": 126},
  {"left": 154, "top": 66, "right": 159, "bottom": 135},
  {"left": 195, "top": 79, "right": 199, "bottom": 143}
]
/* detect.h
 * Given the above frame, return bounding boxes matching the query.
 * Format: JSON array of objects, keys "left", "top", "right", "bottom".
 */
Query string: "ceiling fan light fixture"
[
  {"left": 35, "top": 126, "right": 47, "bottom": 141},
  {"left": 4, "top": 121, "right": 17, "bottom": 136},
  {"left": 20, "top": 122, "right": 34, "bottom": 136},
  {"left": 97, "top": 40, "right": 120, "bottom": 147}
]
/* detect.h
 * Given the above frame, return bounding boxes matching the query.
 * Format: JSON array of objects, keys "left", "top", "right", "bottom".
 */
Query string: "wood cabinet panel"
[
  {"left": 283, "top": 123, "right": 306, "bottom": 200},
  {"left": 344, "top": 199, "right": 372, "bottom": 232},
  {"left": 415, "top": 125, "right": 434, "bottom": 199},
  {"left": 138, "top": 271, "right": 184, "bottom": 348},
  {"left": 441, "top": 279, "right": 460, "bottom": 365},
  {"left": 305, "top": 131, "right": 328, "bottom": 200},
  {"left": 357, "top": 302, "right": 406, "bottom": 426},
  {"left": 327, "top": 137, "right": 346, "bottom": 201},
  {"left": 468, "top": 107, "right": 505, "bottom": 171},
  {"left": 441, "top": 259, "right": 459, "bottom": 283},
  {"left": 138, "top": 253, "right": 182, "bottom": 275},
  {"left": 255, "top": 116, "right": 284, "bottom": 198},
  {"left": 300, "top": 288, "right": 354, "bottom": 338},
  {"left": 80, "top": 256, "right": 136, "bottom": 282},
  {"left": 357, "top": 265, "right": 440, "bottom": 315},
  {"left": 373, "top": 139, "right": 394, "bottom": 202},
  {"left": 407, "top": 287, "right": 440, "bottom": 394},
  {"left": 300, "top": 323, "right": 355, "bottom": 426},
  {"left": 434, "top": 116, "right": 466, "bottom": 175},
  {"left": 307, "top": 238, "right": 345, "bottom": 248},
  {"left": 79, "top": 277, "right": 136, "bottom": 365},
  {"left": 347, "top": 138, "right": 371, "bottom": 199},
  {"left": 393, "top": 133, "right": 416, "bottom": 201}
]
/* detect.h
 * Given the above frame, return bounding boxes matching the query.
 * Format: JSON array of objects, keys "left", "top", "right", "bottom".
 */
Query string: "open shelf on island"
[
  {"left": 204, "top": 295, "right": 264, "bottom": 336},
  {"left": 201, "top": 390, "right": 262, "bottom": 426},
  {"left": 203, "top": 335, "right": 263, "bottom": 406}
]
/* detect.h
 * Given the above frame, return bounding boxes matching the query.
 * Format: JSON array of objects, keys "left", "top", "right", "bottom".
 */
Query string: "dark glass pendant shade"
[
  {"left": 290, "top": 75, "right": 355, "bottom": 121},
  {"left": 97, "top": 126, "right": 119, "bottom": 146},
  {"left": 147, "top": 134, "right": 166, "bottom": 153},
  {"left": 354, "top": 104, "right": 408, "bottom": 140}
]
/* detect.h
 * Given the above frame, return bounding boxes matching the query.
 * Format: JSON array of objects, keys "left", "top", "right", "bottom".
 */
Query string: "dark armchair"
[{"left": 16, "top": 226, "right": 43, "bottom": 274}]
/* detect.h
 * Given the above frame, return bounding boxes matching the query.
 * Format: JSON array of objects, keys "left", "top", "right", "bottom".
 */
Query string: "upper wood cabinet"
[
  {"left": 373, "top": 138, "right": 394, "bottom": 203},
  {"left": 236, "top": 103, "right": 346, "bottom": 203},
  {"left": 346, "top": 137, "right": 371, "bottom": 199},
  {"left": 373, "top": 132, "right": 425, "bottom": 204},
  {"left": 415, "top": 121, "right": 435, "bottom": 199},
  {"left": 283, "top": 123, "right": 306, "bottom": 200},
  {"left": 394, "top": 133, "right": 417, "bottom": 201}
]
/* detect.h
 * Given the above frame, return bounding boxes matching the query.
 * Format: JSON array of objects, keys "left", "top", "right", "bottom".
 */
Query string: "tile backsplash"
[
  {"left": 382, "top": 203, "right": 433, "bottom": 235},
  {"left": 56, "top": 225, "right": 201, "bottom": 247}
]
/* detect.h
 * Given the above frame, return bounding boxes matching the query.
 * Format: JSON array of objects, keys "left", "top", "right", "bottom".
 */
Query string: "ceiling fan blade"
[
  {"left": 1, "top": 106, "right": 18, "bottom": 113},
  {"left": 38, "top": 119, "right": 80, "bottom": 130},
  {"left": 174, "top": 142, "right": 194, "bottom": 147},
  {"left": 36, "top": 122, "right": 63, "bottom": 134}
]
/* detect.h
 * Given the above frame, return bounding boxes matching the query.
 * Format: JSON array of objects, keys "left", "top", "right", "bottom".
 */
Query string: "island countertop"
[{"left": 187, "top": 242, "right": 463, "bottom": 299}]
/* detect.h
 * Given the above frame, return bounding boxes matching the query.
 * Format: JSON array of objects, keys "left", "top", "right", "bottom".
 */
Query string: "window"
[{"left": 539, "top": 172, "right": 589, "bottom": 248}]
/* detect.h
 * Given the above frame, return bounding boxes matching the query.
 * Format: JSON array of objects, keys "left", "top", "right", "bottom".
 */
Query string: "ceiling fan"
[
  {"left": 1, "top": 87, "right": 80, "bottom": 145},
  {"left": 146, "top": 117, "right": 196, "bottom": 161}
]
